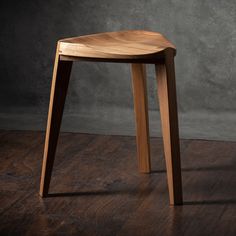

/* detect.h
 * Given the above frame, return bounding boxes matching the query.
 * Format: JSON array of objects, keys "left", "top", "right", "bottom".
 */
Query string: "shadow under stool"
[{"left": 39, "top": 30, "right": 183, "bottom": 205}]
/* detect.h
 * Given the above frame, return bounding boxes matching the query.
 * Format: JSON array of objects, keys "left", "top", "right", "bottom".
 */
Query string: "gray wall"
[{"left": 1, "top": 0, "right": 236, "bottom": 141}]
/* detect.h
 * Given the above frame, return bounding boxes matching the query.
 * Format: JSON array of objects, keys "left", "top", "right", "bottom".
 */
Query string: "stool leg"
[
  {"left": 131, "top": 64, "right": 151, "bottom": 173},
  {"left": 155, "top": 51, "right": 183, "bottom": 205},
  {"left": 39, "top": 51, "right": 72, "bottom": 197}
]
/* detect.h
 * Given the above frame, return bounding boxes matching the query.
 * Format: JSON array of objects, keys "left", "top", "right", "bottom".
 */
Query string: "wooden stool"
[{"left": 39, "top": 30, "right": 183, "bottom": 205}]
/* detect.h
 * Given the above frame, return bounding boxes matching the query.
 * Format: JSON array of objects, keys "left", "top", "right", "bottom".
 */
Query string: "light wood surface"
[
  {"left": 58, "top": 30, "right": 176, "bottom": 62},
  {"left": 131, "top": 64, "right": 151, "bottom": 173},
  {"left": 39, "top": 30, "right": 182, "bottom": 205},
  {"left": 39, "top": 45, "right": 73, "bottom": 197},
  {"left": 155, "top": 49, "right": 183, "bottom": 205}
]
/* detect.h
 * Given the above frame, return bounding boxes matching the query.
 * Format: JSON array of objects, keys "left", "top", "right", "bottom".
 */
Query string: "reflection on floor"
[{"left": 0, "top": 131, "right": 236, "bottom": 235}]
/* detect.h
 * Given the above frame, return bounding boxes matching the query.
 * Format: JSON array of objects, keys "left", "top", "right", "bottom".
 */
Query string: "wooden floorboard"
[{"left": 0, "top": 131, "right": 235, "bottom": 235}]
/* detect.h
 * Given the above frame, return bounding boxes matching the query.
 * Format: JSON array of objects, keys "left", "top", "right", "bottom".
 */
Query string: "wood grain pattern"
[
  {"left": 58, "top": 30, "right": 176, "bottom": 62},
  {"left": 155, "top": 49, "right": 183, "bottom": 205},
  {"left": 131, "top": 64, "right": 151, "bottom": 173},
  {"left": 39, "top": 45, "right": 73, "bottom": 197},
  {"left": 39, "top": 30, "right": 181, "bottom": 204},
  {"left": 1, "top": 131, "right": 236, "bottom": 235}
]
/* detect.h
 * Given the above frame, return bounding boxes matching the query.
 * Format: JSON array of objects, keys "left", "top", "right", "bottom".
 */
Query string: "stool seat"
[{"left": 58, "top": 30, "right": 176, "bottom": 61}]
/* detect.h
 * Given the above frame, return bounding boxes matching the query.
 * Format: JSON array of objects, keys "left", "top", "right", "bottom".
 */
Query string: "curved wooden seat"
[{"left": 58, "top": 30, "right": 176, "bottom": 62}]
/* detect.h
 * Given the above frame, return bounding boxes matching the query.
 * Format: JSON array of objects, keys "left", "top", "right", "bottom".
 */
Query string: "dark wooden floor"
[{"left": 0, "top": 131, "right": 236, "bottom": 235}]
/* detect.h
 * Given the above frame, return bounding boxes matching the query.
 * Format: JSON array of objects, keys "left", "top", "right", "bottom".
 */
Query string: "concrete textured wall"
[{"left": 1, "top": 0, "right": 236, "bottom": 141}]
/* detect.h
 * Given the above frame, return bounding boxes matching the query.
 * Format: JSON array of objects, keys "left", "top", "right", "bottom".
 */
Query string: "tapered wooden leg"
[
  {"left": 39, "top": 51, "right": 72, "bottom": 197},
  {"left": 155, "top": 51, "right": 183, "bottom": 205},
  {"left": 131, "top": 64, "right": 151, "bottom": 173}
]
